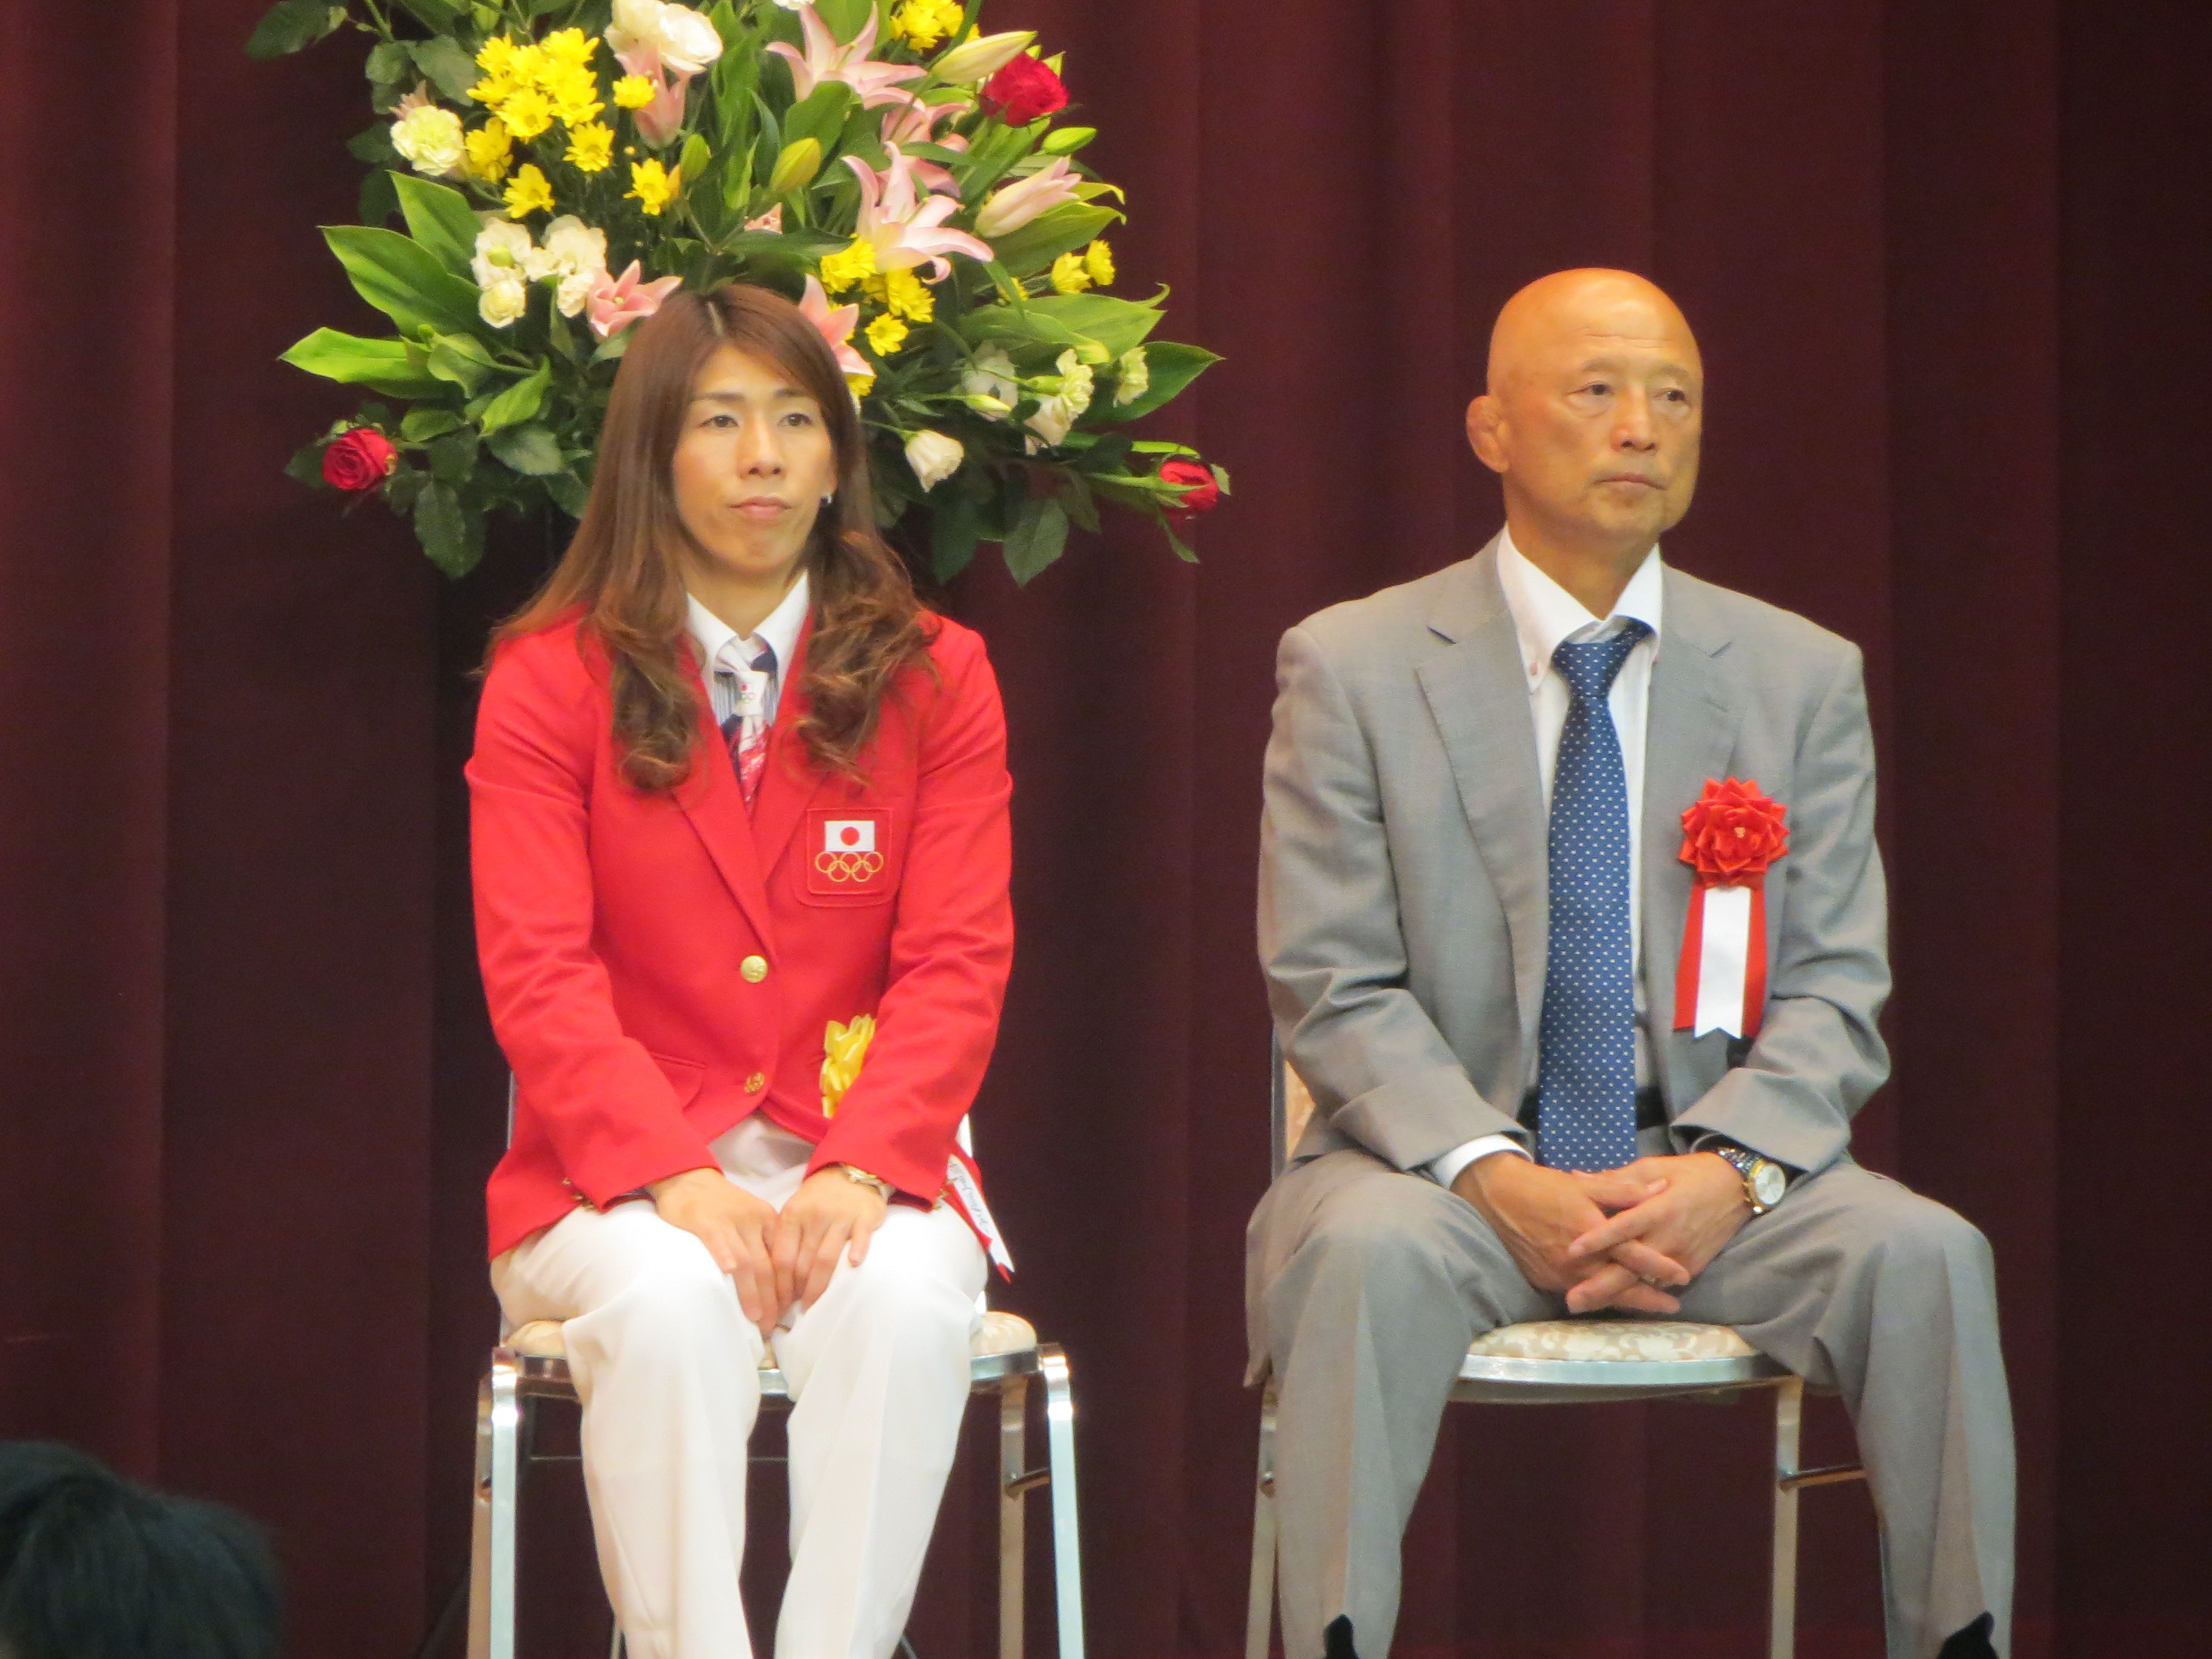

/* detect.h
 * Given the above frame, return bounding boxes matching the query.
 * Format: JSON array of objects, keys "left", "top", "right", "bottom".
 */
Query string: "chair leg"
[
  {"left": 469, "top": 1354, "right": 524, "bottom": 1659},
  {"left": 1037, "top": 1347, "right": 1085, "bottom": 1659},
  {"left": 1769, "top": 1375, "right": 1804, "bottom": 1659},
  {"left": 1244, "top": 1379, "right": 1279, "bottom": 1659},
  {"left": 999, "top": 1374, "right": 1031, "bottom": 1659}
]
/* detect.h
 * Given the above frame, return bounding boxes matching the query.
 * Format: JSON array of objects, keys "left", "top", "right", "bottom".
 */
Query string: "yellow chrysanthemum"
[
  {"left": 890, "top": 0, "right": 967, "bottom": 53},
  {"left": 498, "top": 85, "right": 555, "bottom": 142},
  {"left": 865, "top": 313, "right": 910, "bottom": 356},
  {"left": 613, "top": 74, "right": 655, "bottom": 110},
  {"left": 472, "top": 36, "right": 525, "bottom": 106},
  {"left": 1084, "top": 238, "right": 1114, "bottom": 287},
  {"left": 464, "top": 117, "right": 514, "bottom": 184},
  {"left": 504, "top": 162, "right": 555, "bottom": 219},
  {"left": 818, "top": 236, "right": 877, "bottom": 296},
  {"left": 510, "top": 42, "right": 551, "bottom": 90},
  {"left": 539, "top": 27, "right": 597, "bottom": 72},
  {"left": 542, "top": 63, "right": 603, "bottom": 127},
  {"left": 882, "top": 266, "right": 934, "bottom": 321},
  {"left": 846, "top": 370, "right": 877, "bottom": 398},
  {"left": 1049, "top": 250, "right": 1093, "bottom": 295},
  {"left": 565, "top": 121, "right": 614, "bottom": 174},
  {"left": 626, "top": 157, "right": 679, "bottom": 215}
]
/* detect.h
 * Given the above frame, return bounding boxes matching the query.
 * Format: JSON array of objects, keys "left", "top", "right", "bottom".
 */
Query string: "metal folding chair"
[
  {"left": 1245, "top": 1046, "right": 1865, "bottom": 1659},
  {"left": 466, "top": 1094, "right": 1084, "bottom": 1659}
]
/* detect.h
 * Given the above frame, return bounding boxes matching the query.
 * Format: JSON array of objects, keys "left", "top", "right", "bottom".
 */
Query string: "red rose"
[
  {"left": 980, "top": 55, "right": 1068, "bottom": 127},
  {"left": 322, "top": 428, "right": 397, "bottom": 492},
  {"left": 1678, "top": 777, "right": 1789, "bottom": 885},
  {"left": 1159, "top": 459, "right": 1220, "bottom": 522}
]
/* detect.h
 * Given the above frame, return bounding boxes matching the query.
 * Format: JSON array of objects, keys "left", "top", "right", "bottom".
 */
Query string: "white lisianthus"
[
  {"left": 471, "top": 219, "right": 535, "bottom": 290},
  {"left": 606, "top": 0, "right": 723, "bottom": 76},
  {"left": 959, "top": 344, "right": 1019, "bottom": 415},
  {"left": 478, "top": 272, "right": 529, "bottom": 327},
  {"left": 904, "top": 429, "right": 964, "bottom": 491},
  {"left": 1113, "top": 346, "right": 1150, "bottom": 406},
  {"left": 391, "top": 103, "right": 466, "bottom": 177}
]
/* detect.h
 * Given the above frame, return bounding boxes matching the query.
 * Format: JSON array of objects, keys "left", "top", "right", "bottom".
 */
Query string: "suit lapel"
[
  {"left": 1640, "top": 569, "right": 1745, "bottom": 1104},
  {"left": 674, "top": 687, "right": 777, "bottom": 947},
  {"left": 1416, "top": 543, "right": 1551, "bottom": 1061}
]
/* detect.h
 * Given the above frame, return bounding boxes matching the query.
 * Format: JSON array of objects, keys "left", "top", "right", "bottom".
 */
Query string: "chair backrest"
[{"left": 1269, "top": 1035, "right": 1317, "bottom": 1181}]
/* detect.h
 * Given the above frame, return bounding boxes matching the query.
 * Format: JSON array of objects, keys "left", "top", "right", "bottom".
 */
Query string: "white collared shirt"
[
  {"left": 686, "top": 571, "right": 811, "bottom": 729},
  {"left": 1429, "top": 529, "right": 1665, "bottom": 1187}
]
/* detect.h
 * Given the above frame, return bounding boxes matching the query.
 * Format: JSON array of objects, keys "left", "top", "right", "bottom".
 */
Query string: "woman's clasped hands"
[{"left": 645, "top": 1167, "right": 889, "bottom": 1338}]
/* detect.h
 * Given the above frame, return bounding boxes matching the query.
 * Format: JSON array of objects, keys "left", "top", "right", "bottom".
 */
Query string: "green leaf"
[
  {"left": 280, "top": 328, "right": 446, "bottom": 398},
  {"left": 546, "top": 469, "right": 591, "bottom": 518},
  {"left": 488, "top": 423, "right": 565, "bottom": 475},
  {"left": 1162, "top": 518, "right": 1199, "bottom": 564},
  {"left": 1098, "top": 341, "right": 1221, "bottom": 423},
  {"left": 323, "top": 225, "right": 486, "bottom": 340},
  {"left": 395, "top": 0, "right": 466, "bottom": 30},
  {"left": 477, "top": 359, "right": 552, "bottom": 433},
  {"left": 1016, "top": 293, "right": 1162, "bottom": 357},
  {"left": 365, "top": 41, "right": 412, "bottom": 84},
  {"left": 400, "top": 407, "right": 463, "bottom": 442},
  {"left": 1002, "top": 492, "right": 1070, "bottom": 585},
  {"left": 358, "top": 167, "right": 400, "bottom": 227},
  {"left": 384, "top": 464, "right": 427, "bottom": 515},
  {"left": 592, "top": 329, "right": 634, "bottom": 364},
  {"left": 985, "top": 203, "right": 1118, "bottom": 280},
  {"left": 346, "top": 123, "right": 399, "bottom": 166},
  {"left": 930, "top": 492, "right": 984, "bottom": 583},
  {"left": 246, "top": 0, "right": 344, "bottom": 59},
  {"left": 409, "top": 36, "right": 483, "bottom": 102},
  {"left": 814, "top": 0, "right": 876, "bottom": 44},
  {"left": 782, "top": 82, "right": 855, "bottom": 154},
  {"left": 1059, "top": 475, "right": 1101, "bottom": 534},
  {"left": 427, "top": 431, "right": 478, "bottom": 484},
  {"left": 284, "top": 441, "right": 329, "bottom": 487},
  {"left": 426, "top": 332, "right": 498, "bottom": 393},
  {"left": 414, "top": 480, "right": 474, "bottom": 575},
  {"left": 392, "top": 173, "right": 482, "bottom": 278},
  {"left": 527, "top": 0, "right": 571, "bottom": 14}
]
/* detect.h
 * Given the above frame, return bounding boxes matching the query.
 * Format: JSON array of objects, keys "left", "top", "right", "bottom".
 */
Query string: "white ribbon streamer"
[{"left": 1692, "top": 883, "right": 1755, "bottom": 1037}]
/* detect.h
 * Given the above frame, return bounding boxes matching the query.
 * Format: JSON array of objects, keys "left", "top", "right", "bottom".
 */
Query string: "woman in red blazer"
[{"left": 471, "top": 284, "right": 1013, "bottom": 1659}]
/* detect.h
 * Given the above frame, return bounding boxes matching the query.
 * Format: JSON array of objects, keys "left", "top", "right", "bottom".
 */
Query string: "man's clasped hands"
[
  {"left": 1455, "top": 1150, "right": 1755, "bottom": 1314},
  {"left": 646, "top": 1165, "right": 890, "bottom": 1336}
]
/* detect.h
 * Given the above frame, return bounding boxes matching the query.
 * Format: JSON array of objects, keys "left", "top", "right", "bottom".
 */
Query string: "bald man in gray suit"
[{"left": 1247, "top": 271, "right": 2013, "bottom": 1659}]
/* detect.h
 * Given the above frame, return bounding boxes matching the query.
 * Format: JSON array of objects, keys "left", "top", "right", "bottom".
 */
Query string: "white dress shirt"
[
  {"left": 1427, "top": 529, "right": 1666, "bottom": 1188},
  {"left": 686, "top": 569, "right": 811, "bottom": 730}
]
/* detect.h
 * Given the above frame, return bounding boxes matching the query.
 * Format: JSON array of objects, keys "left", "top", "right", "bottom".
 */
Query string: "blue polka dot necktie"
[{"left": 1535, "top": 623, "right": 1650, "bottom": 1171}]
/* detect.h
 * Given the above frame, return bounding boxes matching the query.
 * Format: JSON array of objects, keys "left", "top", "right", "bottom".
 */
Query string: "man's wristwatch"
[
  {"left": 837, "top": 1163, "right": 896, "bottom": 1200},
  {"left": 1711, "top": 1144, "right": 1788, "bottom": 1215}
]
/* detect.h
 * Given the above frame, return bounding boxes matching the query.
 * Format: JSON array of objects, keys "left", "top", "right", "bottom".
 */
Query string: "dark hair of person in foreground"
[{"left": 0, "top": 1441, "right": 278, "bottom": 1659}]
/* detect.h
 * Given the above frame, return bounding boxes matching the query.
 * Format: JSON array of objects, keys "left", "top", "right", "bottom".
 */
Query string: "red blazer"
[{"left": 469, "top": 606, "right": 1014, "bottom": 1262}]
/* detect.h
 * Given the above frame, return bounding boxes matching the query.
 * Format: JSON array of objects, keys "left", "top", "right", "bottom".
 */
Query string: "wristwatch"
[
  {"left": 1712, "top": 1144, "right": 1788, "bottom": 1215},
  {"left": 837, "top": 1163, "right": 895, "bottom": 1200}
]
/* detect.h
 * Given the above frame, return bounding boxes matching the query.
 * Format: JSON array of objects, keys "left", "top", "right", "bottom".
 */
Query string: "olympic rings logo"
[{"left": 814, "top": 850, "right": 886, "bottom": 883}]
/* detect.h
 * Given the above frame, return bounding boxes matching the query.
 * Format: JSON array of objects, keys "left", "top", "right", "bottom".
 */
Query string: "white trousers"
[{"left": 491, "top": 1118, "right": 987, "bottom": 1659}]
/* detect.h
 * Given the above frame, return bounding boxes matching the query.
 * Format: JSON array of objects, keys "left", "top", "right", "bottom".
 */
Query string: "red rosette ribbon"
[{"left": 1672, "top": 777, "right": 1789, "bottom": 1038}]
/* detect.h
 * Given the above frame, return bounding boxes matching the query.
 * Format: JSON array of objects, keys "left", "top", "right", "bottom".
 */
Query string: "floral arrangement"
[{"left": 254, "top": 0, "right": 1224, "bottom": 583}]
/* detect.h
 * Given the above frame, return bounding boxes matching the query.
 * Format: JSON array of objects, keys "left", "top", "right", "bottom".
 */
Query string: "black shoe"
[{"left": 1937, "top": 1613, "right": 1997, "bottom": 1659}]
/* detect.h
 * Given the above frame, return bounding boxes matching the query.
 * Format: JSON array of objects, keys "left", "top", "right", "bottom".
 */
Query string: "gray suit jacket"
[{"left": 1258, "top": 538, "right": 1891, "bottom": 1177}]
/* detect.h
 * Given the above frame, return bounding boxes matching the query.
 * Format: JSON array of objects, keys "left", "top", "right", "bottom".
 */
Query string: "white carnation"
[
  {"left": 391, "top": 104, "right": 465, "bottom": 177},
  {"left": 471, "top": 219, "right": 535, "bottom": 289},
  {"left": 1025, "top": 394, "right": 1079, "bottom": 449},
  {"left": 1113, "top": 346, "right": 1150, "bottom": 406},
  {"left": 478, "top": 272, "right": 529, "bottom": 327},
  {"left": 1053, "top": 349, "right": 1095, "bottom": 419}
]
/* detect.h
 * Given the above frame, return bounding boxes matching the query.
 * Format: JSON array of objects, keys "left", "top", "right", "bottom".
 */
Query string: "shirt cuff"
[{"left": 1427, "top": 1134, "right": 1531, "bottom": 1190}]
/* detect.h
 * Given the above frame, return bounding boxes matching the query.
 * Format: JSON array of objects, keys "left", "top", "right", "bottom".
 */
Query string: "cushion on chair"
[
  {"left": 1467, "top": 1319, "right": 1758, "bottom": 1362},
  {"left": 504, "top": 1311, "right": 1039, "bottom": 1366}
]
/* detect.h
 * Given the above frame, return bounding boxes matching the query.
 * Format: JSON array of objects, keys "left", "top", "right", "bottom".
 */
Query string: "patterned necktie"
[
  {"left": 1535, "top": 622, "right": 1650, "bottom": 1171},
  {"left": 717, "top": 642, "right": 776, "bottom": 808}
]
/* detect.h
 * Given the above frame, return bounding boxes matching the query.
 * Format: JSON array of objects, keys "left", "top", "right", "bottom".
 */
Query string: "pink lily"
[
  {"left": 974, "top": 156, "right": 1081, "bottom": 240},
  {"left": 844, "top": 144, "right": 992, "bottom": 280},
  {"left": 745, "top": 203, "right": 784, "bottom": 232},
  {"left": 797, "top": 275, "right": 870, "bottom": 381},
  {"left": 880, "top": 93, "right": 971, "bottom": 195},
  {"left": 588, "top": 261, "right": 683, "bottom": 340},
  {"left": 616, "top": 44, "right": 695, "bottom": 148},
  {"left": 766, "top": 3, "right": 923, "bottom": 109}
]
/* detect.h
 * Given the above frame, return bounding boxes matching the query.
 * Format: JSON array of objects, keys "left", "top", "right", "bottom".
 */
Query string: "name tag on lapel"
[{"left": 805, "top": 807, "right": 894, "bottom": 900}]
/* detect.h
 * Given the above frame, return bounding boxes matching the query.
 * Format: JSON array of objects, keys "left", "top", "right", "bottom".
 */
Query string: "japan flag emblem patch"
[{"left": 810, "top": 810, "right": 888, "bottom": 890}]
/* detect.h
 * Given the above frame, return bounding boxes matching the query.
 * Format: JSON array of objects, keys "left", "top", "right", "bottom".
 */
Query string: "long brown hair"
[{"left": 494, "top": 283, "right": 932, "bottom": 789}]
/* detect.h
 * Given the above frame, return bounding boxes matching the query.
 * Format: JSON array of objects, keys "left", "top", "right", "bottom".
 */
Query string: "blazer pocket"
[
  {"left": 796, "top": 805, "right": 901, "bottom": 907},
  {"left": 648, "top": 1051, "right": 709, "bottom": 1105}
]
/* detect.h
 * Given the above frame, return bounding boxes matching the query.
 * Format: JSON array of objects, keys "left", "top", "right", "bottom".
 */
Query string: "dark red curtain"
[{"left": 4, "top": 3, "right": 2206, "bottom": 1656}]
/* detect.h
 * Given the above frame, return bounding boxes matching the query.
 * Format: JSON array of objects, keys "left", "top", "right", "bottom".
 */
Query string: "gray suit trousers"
[{"left": 1247, "top": 1142, "right": 2015, "bottom": 1659}]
